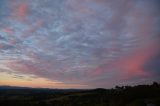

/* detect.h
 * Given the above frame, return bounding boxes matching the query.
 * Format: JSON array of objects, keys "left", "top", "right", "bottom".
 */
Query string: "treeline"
[{"left": 0, "top": 82, "right": 160, "bottom": 106}]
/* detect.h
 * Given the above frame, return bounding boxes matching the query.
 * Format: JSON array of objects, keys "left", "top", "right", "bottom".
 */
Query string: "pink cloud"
[{"left": 11, "top": 1, "right": 28, "bottom": 21}]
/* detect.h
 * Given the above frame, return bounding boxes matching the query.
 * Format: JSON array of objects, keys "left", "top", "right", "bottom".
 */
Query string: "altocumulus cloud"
[{"left": 0, "top": 0, "right": 159, "bottom": 88}]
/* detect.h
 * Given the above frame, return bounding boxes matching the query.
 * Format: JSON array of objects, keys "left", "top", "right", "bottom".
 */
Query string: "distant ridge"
[
  {"left": 0, "top": 85, "right": 31, "bottom": 90},
  {"left": 0, "top": 85, "right": 87, "bottom": 92}
]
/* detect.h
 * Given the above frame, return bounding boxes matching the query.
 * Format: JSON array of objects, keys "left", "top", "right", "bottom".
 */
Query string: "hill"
[{"left": 0, "top": 82, "right": 160, "bottom": 106}]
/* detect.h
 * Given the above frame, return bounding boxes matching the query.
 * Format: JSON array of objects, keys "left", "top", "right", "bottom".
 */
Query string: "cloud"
[
  {"left": 11, "top": 1, "right": 28, "bottom": 21},
  {"left": 0, "top": 0, "right": 159, "bottom": 88},
  {"left": 143, "top": 51, "right": 160, "bottom": 78}
]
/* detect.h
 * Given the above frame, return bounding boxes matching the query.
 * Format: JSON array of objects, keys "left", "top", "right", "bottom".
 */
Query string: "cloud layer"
[{"left": 0, "top": 0, "right": 159, "bottom": 88}]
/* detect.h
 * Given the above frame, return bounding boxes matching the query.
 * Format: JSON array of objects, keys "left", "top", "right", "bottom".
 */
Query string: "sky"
[{"left": 0, "top": 0, "right": 160, "bottom": 89}]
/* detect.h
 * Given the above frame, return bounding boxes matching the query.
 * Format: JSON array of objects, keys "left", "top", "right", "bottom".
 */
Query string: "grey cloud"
[{"left": 0, "top": 0, "right": 159, "bottom": 88}]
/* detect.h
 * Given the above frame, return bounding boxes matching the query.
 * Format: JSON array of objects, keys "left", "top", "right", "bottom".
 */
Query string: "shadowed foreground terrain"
[{"left": 0, "top": 82, "right": 160, "bottom": 106}]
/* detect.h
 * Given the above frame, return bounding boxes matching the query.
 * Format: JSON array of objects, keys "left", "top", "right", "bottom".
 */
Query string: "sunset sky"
[{"left": 0, "top": 0, "right": 160, "bottom": 89}]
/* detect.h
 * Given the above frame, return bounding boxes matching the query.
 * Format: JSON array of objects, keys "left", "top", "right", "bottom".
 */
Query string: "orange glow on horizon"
[{"left": 0, "top": 72, "right": 88, "bottom": 88}]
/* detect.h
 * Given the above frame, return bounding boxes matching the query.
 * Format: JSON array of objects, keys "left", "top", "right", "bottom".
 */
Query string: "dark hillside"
[{"left": 0, "top": 82, "right": 160, "bottom": 106}]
